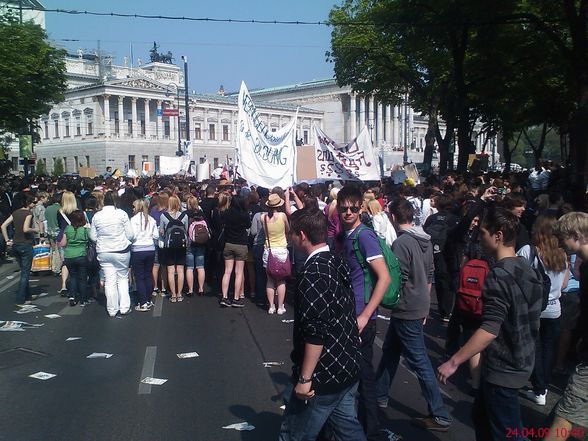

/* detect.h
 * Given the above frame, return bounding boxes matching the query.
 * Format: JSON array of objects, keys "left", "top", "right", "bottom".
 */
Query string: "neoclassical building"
[{"left": 33, "top": 54, "right": 323, "bottom": 175}]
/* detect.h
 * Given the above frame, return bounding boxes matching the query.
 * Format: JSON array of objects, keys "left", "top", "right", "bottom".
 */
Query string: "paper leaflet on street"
[
  {"left": 237, "top": 81, "right": 298, "bottom": 188},
  {"left": 313, "top": 125, "right": 380, "bottom": 181}
]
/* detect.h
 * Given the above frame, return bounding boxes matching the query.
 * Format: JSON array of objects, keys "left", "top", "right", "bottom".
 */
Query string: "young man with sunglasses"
[{"left": 336, "top": 185, "right": 393, "bottom": 441}]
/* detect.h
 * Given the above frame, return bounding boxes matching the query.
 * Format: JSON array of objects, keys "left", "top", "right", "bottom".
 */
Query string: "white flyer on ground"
[
  {"left": 176, "top": 352, "right": 199, "bottom": 359},
  {"left": 15, "top": 305, "right": 40, "bottom": 314},
  {"left": 66, "top": 337, "right": 82, "bottom": 341},
  {"left": 29, "top": 372, "right": 56, "bottom": 380},
  {"left": 141, "top": 377, "right": 167, "bottom": 385},
  {"left": 281, "top": 319, "right": 294, "bottom": 323},
  {"left": 222, "top": 422, "right": 255, "bottom": 431},
  {"left": 86, "top": 353, "right": 113, "bottom": 359},
  {"left": 44, "top": 314, "right": 61, "bottom": 319},
  {"left": 262, "top": 361, "right": 284, "bottom": 368}
]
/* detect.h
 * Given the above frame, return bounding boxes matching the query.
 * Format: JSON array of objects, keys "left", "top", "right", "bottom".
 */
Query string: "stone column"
[
  {"left": 368, "top": 96, "right": 375, "bottom": 140},
  {"left": 385, "top": 105, "right": 392, "bottom": 143},
  {"left": 58, "top": 113, "right": 64, "bottom": 140},
  {"left": 169, "top": 101, "right": 176, "bottom": 140},
  {"left": 377, "top": 101, "right": 383, "bottom": 146},
  {"left": 103, "top": 95, "right": 111, "bottom": 137},
  {"left": 349, "top": 93, "right": 357, "bottom": 141},
  {"left": 131, "top": 98, "right": 138, "bottom": 138},
  {"left": 392, "top": 106, "right": 399, "bottom": 148},
  {"left": 359, "top": 96, "right": 366, "bottom": 131},
  {"left": 118, "top": 96, "right": 124, "bottom": 136},
  {"left": 144, "top": 98, "right": 150, "bottom": 138},
  {"left": 69, "top": 114, "right": 75, "bottom": 139},
  {"left": 156, "top": 100, "right": 163, "bottom": 140}
]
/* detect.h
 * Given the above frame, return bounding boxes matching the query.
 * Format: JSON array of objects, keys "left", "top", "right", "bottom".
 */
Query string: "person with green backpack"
[{"left": 336, "top": 185, "right": 398, "bottom": 441}]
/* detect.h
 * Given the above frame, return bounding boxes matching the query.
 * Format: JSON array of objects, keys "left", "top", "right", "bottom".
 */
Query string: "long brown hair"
[{"left": 532, "top": 216, "right": 567, "bottom": 272}]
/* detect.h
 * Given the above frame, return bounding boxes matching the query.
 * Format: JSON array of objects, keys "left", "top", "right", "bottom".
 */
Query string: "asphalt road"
[{"left": 0, "top": 260, "right": 566, "bottom": 441}]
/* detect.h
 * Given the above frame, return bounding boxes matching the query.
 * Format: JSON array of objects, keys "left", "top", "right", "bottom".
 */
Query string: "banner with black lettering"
[
  {"left": 313, "top": 125, "right": 380, "bottom": 181},
  {"left": 237, "top": 81, "right": 298, "bottom": 188}
]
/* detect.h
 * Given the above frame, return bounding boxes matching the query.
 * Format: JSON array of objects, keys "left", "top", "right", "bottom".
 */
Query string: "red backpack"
[{"left": 455, "top": 259, "right": 490, "bottom": 319}]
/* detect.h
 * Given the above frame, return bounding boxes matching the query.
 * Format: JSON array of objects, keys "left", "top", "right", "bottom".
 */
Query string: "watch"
[{"left": 298, "top": 375, "right": 312, "bottom": 384}]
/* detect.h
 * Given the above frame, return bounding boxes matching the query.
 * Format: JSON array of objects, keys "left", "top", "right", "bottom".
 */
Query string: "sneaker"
[
  {"left": 219, "top": 297, "right": 231, "bottom": 307},
  {"left": 152, "top": 288, "right": 159, "bottom": 297},
  {"left": 231, "top": 299, "right": 245, "bottom": 308},
  {"left": 120, "top": 309, "right": 131, "bottom": 315},
  {"left": 380, "top": 429, "right": 403, "bottom": 441},
  {"left": 412, "top": 417, "right": 450, "bottom": 432},
  {"left": 135, "top": 304, "right": 150, "bottom": 312},
  {"left": 525, "top": 390, "right": 546, "bottom": 406},
  {"left": 146, "top": 301, "right": 154, "bottom": 308},
  {"left": 277, "top": 306, "right": 286, "bottom": 315},
  {"left": 59, "top": 288, "right": 68, "bottom": 297},
  {"left": 69, "top": 297, "right": 76, "bottom": 307},
  {"left": 15, "top": 301, "right": 32, "bottom": 307},
  {"left": 377, "top": 397, "right": 389, "bottom": 409},
  {"left": 79, "top": 301, "right": 87, "bottom": 307},
  {"left": 30, "top": 294, "right": 39, "bottom": 300},
  {"left": 268, "top": 305, "right": 276, "bottom": 314}
]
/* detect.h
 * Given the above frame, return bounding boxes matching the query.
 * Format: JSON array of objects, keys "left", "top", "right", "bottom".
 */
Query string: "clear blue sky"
[{"left": 44, "top": 0, "right": 339, "bottom": 94}]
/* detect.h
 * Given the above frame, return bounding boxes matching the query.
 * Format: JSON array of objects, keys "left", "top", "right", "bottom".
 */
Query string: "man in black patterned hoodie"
[
  {"left": 438, "top": 206, "right": 542, "bottom": 441},
  {"left": 279, "top": 207, "right": 366, "bottom": 441}
]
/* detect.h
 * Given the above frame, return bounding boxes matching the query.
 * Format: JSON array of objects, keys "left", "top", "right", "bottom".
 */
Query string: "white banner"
[
  {"left": 237, "top": 81, "right": 298, "bottom": 189},
  {"left": 313, "top": 125, "right": 380, "bottom": 181},
  {"left": 196, "top": 161, "right": 210, "bottom": 181},
  {"left": 159, "top": 155, "right": 190, "bottom": 175}
]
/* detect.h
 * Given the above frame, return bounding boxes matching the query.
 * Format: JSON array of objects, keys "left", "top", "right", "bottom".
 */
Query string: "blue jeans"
[
  {"left": 252, "top": 244, "right": 266, "bottom": 298},
  {"left": 64, "top": 256, "right": 88, "bottom": 303},
  {"left": 531, "top": 317, "right": 561, "bottom": 394},
  {"left": 12, "top": 242, "right": 33, "bottom": 304},
  {"left": 472, "top": 380, "right": 523, "bottom": 441},
  {"left": 376, "top": 317, "right": 451, "bottom": 425},
  {"left": 357, "top": 320, "right": 381, "bottom": 441},
  {"left": 131, "top": 250, "right": 155, "bottom": 306},
  {"left": 279, "top": 382, "right": 366, "bottom": 441}
]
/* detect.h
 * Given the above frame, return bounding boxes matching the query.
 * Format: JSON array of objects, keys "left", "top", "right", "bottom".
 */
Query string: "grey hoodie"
[{"left": 390, "top": 226, "right": 435, "bottom": 320}]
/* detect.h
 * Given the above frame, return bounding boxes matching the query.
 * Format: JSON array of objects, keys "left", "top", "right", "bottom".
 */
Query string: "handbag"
[{"left": 263, "top": 214, "right": 291, "bottom": 280}]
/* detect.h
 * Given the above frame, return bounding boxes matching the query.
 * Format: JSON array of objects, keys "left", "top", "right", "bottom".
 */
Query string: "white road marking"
[
  {"left": 153, "top": 295, "right": 163, "bottom": 317},
  {"left": 138, "top": 346, "right": 157, "bottom": 395}
]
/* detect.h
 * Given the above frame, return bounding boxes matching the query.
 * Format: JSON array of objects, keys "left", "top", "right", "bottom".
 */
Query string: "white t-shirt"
[{"left": 516, "top": 245, "right": 565, "bottom": 319}]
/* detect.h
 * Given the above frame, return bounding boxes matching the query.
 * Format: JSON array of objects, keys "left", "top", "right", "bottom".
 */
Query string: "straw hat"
[{"left": 266, "top": 193, "right": 284, "bottom": 208}]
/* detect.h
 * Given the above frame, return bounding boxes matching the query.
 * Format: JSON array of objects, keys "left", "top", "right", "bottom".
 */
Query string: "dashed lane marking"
[{"left": 138, "top": 346, "right": 158, "bottom": 395}]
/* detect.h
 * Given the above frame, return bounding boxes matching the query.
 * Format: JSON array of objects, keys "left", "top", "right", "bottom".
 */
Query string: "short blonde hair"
[
  {"left": 61, "top": 191, "right": 77, "bottom": 215},
  {"left": 554, "top": 212, "right": 588, "bottom": 242}
]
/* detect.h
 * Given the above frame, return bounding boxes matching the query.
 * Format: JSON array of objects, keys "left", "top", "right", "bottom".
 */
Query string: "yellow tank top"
[{"left": 265, "top": 213, "right": 287, "bottom": 248}]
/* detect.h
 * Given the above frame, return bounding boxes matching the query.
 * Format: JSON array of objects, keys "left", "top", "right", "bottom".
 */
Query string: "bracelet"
[{"left": 298, "top": 375, "right": 312, "bottom": 384}]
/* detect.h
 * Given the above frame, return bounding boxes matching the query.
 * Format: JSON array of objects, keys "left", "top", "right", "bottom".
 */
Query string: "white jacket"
[
  {"left": 371, "top": 212, "right": 397, "bottom": 248},
  {"left": 130, "top": 213, "right": 158, "bottom": 251},
  {"left": 89, "top": 206, "right": 135, "bottom": 253}
]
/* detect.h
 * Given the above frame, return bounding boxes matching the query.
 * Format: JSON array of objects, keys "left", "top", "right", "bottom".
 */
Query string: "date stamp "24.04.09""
[{"left": 506, "top": 427, "right": 585, "bottom": 439}]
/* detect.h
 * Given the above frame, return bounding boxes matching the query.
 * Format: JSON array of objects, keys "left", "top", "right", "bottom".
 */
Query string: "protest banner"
[
  {"left": 237, "top": 81, "right": 298, "bottom": 188},
  {"left": 159, "top": 156, "right": 189, "bottom": 175},
  {"left": 313, "top": 125, "right": 380, "bottom": 181}
]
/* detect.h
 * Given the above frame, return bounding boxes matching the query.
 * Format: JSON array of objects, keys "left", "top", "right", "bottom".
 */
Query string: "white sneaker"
[
  {"left": 525, "top": 390, "right": 546, "bottom": 405},
  {"left": 135, "top": 304, "right": 149, "bottom": 312},
  {"left": 277, "top": 307, "right": 286, "bottom": 315},
  {"left": 268, "top": 305, "right": 276, "bottom": 314}
]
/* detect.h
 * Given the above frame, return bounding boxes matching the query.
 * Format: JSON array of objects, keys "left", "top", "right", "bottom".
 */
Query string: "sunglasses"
[{"left": 337, "top": 206, "right": 361, "bottom": 214}]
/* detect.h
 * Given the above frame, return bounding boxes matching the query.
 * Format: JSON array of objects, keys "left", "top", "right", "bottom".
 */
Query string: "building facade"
[{"left": 33, "top": 54, "right": 323, "bottom": 175}]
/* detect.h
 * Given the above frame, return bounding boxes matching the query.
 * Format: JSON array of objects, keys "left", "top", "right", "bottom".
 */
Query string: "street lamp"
[
  {"left": 403, "top": 90, "right": 409, "bottom": 165},
  {"left": 181, "top": 55, "right": 190, "bottom": 149},
  {"left": 165, "top": 83, "right": 182, "bottom": 156}
]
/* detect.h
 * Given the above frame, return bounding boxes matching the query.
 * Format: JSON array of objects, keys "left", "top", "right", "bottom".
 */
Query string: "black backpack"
[
  {"left": 528, "top": 245, "right": 551, "bottom": 311},
  {"left": 163, "top": 212, "right": 187, "bottom": 250},
  {"left": 424, "top": 213, "right": 450, "bottom": 255}
]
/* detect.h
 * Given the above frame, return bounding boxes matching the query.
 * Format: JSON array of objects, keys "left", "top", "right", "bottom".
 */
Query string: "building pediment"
[{"left": 107, "top": 77, "right": 168, "bottom": 91}]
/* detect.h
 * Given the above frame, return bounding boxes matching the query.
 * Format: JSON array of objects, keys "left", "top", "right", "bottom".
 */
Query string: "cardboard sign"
[
  {"left": 296, "top": 145, "right": 317, "bottom": 182},
  {"left": 79, "top": 167, "right": 96, "bottom": 178}
]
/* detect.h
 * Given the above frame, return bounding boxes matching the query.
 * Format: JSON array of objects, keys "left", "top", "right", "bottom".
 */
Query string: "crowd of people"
[{"left": 0, "top": 162, "right": 586, "bottom": 441}]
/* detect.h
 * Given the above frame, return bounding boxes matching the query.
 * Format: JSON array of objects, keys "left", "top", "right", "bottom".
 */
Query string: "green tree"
[
  {"left": 0, "top": 13, "right": 67, "bottom": 142},
  {"left": 34, "top": 158, "right": 46, "bottom": 176},
  {"left": 0, "top": 133, "right": 13, "bottom": 176},
  {"left": 52, "top": 158, "right": 64, "bottom": 178}
]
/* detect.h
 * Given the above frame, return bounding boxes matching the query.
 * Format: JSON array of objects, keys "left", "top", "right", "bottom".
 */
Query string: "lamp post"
[
  {"left": 181, "top": 56, "right": 190, "bottom": 150},
  {"left": 403, "top": 91, "right": 409, "bottom": 165},
  {"left": 165, "top": 83, "right": 182, "bottom": 156}
]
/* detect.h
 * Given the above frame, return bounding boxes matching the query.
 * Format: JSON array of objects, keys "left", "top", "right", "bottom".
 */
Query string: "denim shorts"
[{"left": 186, "top": 246, "right": 205, "bottom": 269}]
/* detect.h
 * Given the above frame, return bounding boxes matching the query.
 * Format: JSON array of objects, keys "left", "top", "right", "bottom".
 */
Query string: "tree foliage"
[
  {"left": 35, "top": 158, "right": 46, "bottom": 176},
  {"left": 0, "top": 13, "right": 67, "bottom": 142}
]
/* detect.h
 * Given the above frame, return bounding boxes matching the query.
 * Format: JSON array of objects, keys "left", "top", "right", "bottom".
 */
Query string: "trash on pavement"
[
  {"left": 141, "top": 377, "right": 167, "bottom": 385},
  {"left": 281, "top": 319, "right": 294, "bottom": 323},
  {"left": 15, "top": 305, "right": 41, "bottom": 314},
  {"left": 86, "top": 353, "right": 113, "bottom": 359},
  {"left": 222, "top": 422, "right": 255, "bottom": 431},
  {"left": 44, "top": 314, "right": 61, "bottom": 319},
  {"left": 262, "top": 361, "right": 284, "bottom": 368},
  {"left": 66, "top": 337, "right": 82, "bottom": 341},
  {"left": 0, "top": 320, "right": 44, "bottom": 331},
  {"left": 177, "top": 352, "right": 199, "bottom": 359},
  {"left": 29, "top": 372, "right": 56, "bottom": 380}
]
